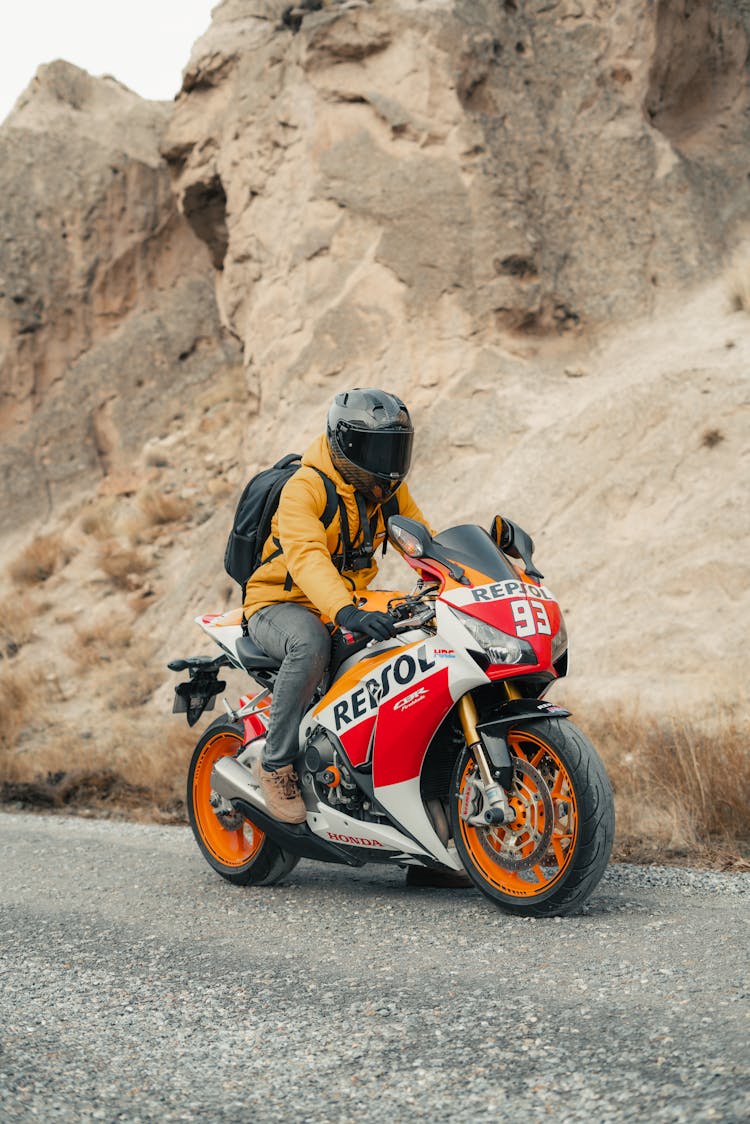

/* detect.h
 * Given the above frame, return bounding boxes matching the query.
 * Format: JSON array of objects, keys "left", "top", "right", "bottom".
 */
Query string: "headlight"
[
  {"left": 452, "top": 610, "right": 537, "bottom": 666},
  {"left": 551, "top": 613, "right": 568, "bottom": 662}
]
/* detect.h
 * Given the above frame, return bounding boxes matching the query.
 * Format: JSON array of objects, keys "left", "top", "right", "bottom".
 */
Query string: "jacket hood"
[{"left": 301, "top": 434, "right": 355, "bottom": 494}]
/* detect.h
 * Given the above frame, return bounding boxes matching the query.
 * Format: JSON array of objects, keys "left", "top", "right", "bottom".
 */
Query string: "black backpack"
[
  {"left": 224, "top": 454, "right": 334, "bottom": 594},
  {"left": 224, "top": 453, "right": 400, "bottom": 598}
]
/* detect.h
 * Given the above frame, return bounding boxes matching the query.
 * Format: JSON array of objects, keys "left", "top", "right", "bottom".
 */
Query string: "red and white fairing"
[
  {"left": 194, "top": 537, "right": 567, "bottom": 871},
  {"left": 309, "top": 626, "right": 487, "bottom": 866},
  {"left": 304, "top": 570, "right": 565, "bottom": 864}
]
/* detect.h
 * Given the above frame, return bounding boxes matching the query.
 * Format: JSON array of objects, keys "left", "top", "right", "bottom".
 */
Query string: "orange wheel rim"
[
  {"left": 458, "top": 729, "right": 579, "bottom": 898},
  {"left": 192, "top": 729, "right": 265, "bottom": 867}
]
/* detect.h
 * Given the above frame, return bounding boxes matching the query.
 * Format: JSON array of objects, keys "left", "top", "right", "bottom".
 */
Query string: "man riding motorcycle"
[{"left": 243, "top": 388, "right": 432, "bottom": 825}]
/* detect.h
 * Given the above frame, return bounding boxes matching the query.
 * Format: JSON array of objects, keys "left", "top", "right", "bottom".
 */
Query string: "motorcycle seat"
[{"left": 235, "top": 635, "right": 282, "bottom": 673}]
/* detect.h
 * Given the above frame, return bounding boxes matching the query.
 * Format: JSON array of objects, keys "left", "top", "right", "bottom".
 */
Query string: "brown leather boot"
[{"left": 254, "top": 762, "right": 307, "bottom": 825}]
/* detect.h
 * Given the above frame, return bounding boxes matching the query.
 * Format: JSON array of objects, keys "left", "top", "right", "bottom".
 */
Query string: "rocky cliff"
[
  {"left": 0, "top": 0, "right": 749, "bottom": 794},
  {"left": 167, "top": 0, "right": 749, "bottom": 374},
  {"left": 0, "top": 61, "right": 241, "bottom": 529}
]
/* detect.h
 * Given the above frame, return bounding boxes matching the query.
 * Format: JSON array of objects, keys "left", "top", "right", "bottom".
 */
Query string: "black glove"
[{"left": 336, "top": 604, "right": 397, "bottom": 641}]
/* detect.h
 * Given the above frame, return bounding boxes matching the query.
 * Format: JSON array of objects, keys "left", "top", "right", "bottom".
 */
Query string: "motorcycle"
[{"left": 169, "top": 515, "right": 614, "bottom": 917}]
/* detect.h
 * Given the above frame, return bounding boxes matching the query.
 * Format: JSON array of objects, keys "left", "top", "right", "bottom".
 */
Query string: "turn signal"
[{"left": 389, "top": 524, "right": 424, "bottom": 557}]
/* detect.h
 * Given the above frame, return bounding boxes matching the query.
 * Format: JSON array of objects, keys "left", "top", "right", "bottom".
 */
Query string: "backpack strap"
[
  {"left": 380, "top": 492, "right": 400, "bottom": 556},
  {"left": 275, "top": 453, "right": 303, "bottom": 470},
  {"left": 354, "top": 491, "right": 375, "bottom": 557},
  {"left": 310, "top": 467, "right": 351, "bottom": 573},
  {"left": 336, "top": 501, "right": 351, "bottom": 574},
  {"left": 311, "top": 468, "right": 340, "bottom": 529}
]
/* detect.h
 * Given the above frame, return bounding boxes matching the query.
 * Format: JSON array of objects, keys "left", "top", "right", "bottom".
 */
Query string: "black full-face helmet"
[{"left": 327, "top": 388, "right": 414, "bottom": 503}]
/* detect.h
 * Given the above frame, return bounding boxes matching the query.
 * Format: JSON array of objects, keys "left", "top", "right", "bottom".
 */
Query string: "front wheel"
[
  {"left": 187, "top": 719, "right": 299, "bottom": 886},
  {"left": 450, "top": 718, "right": 614, "bottom": 917}
]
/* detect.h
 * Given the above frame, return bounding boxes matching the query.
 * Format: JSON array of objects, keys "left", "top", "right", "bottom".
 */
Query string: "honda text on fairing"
[{"left": 170, "top": 515, "right": 614, "bottom": 917}]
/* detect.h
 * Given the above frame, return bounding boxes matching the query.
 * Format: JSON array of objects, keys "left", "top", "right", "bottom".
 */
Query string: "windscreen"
[
  {"left": 433, "top": 524, "right": 518, "bottom": 582},
  {"left": 339, "top": 427, "right": 414, "bottom": 479}
]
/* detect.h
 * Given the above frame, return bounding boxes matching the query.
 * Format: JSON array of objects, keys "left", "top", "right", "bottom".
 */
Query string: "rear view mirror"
[
  {"left": 388, "top": 516, "right": 469, "bottom": 584},
  {"left": 490, "top": 514, "right": 544, "bottom": 582}
]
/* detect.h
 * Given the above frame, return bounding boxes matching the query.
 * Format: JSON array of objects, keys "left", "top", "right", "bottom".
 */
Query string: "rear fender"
[{"left": 167, "top": 654, "right": 232, "bottom": 727}]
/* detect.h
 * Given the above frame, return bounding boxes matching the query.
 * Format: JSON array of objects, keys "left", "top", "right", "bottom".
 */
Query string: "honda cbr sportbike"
[{"left": 170, "top": 516, "right": 614, "bottom": 917}]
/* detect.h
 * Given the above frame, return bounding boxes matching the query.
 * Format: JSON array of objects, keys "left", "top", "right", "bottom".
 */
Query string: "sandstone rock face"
[
  {"left": 0, "top": 61, "right": 241, "bottom": 532},
  {"left": 165, "top": 0, "right": 750, "bottom": 390},
  {"left": 0, "top": 0, "right": 748, "bottom": 771}
]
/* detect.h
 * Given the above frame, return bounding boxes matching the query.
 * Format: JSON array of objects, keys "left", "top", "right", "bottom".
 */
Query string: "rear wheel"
[
  {"left": 187, "top": 719, "right": 298, "bottom": 886},
  {"left": 450, "top": 718, "right": 614, "bottom": 917}
]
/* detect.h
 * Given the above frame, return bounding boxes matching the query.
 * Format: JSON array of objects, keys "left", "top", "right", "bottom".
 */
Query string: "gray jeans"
[{"left": 245, "top": 602, "right": 331, "bottom": 771}]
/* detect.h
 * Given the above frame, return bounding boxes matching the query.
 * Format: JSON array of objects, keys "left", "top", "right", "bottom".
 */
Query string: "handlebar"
[
  {"left": 391, "top": 605, "right": 436, "bottom": 633},
  {"left": 338, "top": 603, "right": 435, "bottom": 642}
]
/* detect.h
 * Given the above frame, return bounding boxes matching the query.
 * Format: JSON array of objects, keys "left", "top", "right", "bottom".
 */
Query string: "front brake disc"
[{"left": 475, "top": 758, "right": 554, "bottom": 871}]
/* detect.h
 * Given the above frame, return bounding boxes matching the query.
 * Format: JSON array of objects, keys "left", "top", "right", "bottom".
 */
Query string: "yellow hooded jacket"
[{"left": 243, "top": 434, "right": 432, "bottom": 624}]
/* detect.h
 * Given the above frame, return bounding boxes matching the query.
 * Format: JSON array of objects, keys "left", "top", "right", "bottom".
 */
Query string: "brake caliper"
[{"left": 460, "top": 769, "right": 483, "bottom": 822}]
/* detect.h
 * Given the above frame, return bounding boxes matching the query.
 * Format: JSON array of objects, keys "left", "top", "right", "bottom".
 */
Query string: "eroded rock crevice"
[
  {"left": 181, "top": 175, "right": 229, "bottom": 271},
  {"left": 645, "top": 0, "right": 749, "bottom": 151}
]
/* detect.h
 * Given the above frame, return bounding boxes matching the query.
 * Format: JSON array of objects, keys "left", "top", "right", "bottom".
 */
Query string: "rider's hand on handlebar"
[{"left": 335, "top": 604, "right": 397, "bottom": 641}]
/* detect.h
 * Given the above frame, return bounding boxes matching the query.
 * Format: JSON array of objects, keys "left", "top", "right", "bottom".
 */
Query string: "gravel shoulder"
[{"left": 0, "top": 812, "right": 748, "bottom": 1123}]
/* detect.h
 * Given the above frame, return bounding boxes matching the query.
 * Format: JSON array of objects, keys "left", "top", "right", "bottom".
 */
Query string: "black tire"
[
  {"left": 186, "top": 718, "right": 299, "bottom": 887},
  {"left": 450, "top": 717, "right": 614, "bottom": 917}
]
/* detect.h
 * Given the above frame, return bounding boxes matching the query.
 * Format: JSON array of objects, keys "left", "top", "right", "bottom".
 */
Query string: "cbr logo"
[
  {"left": 393, "top": 687, "right": 429, "bottom": 713},
  {"left": 332, "top": 645, "right": 436, "bottom": 731},
  {"left": 327, "top": 832, "right": 383, "bottom": 848}
]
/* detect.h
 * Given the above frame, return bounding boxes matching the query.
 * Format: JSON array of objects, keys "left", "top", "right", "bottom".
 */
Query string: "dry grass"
[
  {"left": 9, "top": 533, "right": 73, "bottom": 585},
  {"left": 2, "top": 694, "right": 748, "bottom": 866},
  {"left": 137, "top": 488, "right": 192, "bottom": 527},
  {"left": 0, "top": 666, "right": 33, "bottom": 751},
  {"left": 80, "top": 498, "right": 118, "bottom": 539},
  {"left": 0, "top": 592, "right": 37, "bottom": 658},
  {"left": 110, "top": 715, "right": 197, "bottom": 810},
  {"left": 583, "top": 703, "right": 750, "bottom": 866},
  {"left": 97, "top": 543, "right": 152, "bottom": 590},
  {"left": 67, "top": 614, "right": 134, "bottom": 670},
  {"left": 0, "top": 714, "right": 197, "bottom": 821},
  {"left": 128, "top": 587, "right": 159, "bottom": 616},
  {"left": 108, "top": 665, "right": 160, "bottom": 711}
]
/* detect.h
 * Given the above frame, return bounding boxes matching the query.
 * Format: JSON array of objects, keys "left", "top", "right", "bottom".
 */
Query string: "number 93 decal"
[{"left": 511, "top": 599, "right": 551, "bottom": 637}]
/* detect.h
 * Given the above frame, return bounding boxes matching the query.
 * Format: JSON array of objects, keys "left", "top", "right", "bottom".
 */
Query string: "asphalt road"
[{"left": 0, "top": 812, "right": 748, "bottom": 1123}]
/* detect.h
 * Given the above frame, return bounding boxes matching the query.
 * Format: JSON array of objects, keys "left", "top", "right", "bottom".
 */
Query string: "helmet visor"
[{"left": 338, "top": 426, "right": 414, "bottom": 481}]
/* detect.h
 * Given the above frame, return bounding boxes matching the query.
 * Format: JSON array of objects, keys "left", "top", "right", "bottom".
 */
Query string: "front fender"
[
  {"left": 476, "top": 698, "right": 571, "bottom": 787},
  {"left": 491, "top": 698, "right": 571, "bottom": 725}
]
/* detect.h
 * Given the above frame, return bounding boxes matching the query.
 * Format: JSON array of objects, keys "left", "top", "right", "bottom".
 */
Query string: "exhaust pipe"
[{"left": 210, "top": 756, "right": 266, "bottom": 811}]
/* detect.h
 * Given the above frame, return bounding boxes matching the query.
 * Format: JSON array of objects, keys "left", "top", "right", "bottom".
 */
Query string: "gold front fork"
[
  {"left": 457, "top": 691, "right": 481, "bottom": 749},
  {"left": 457, "top": 681, "right": 520, "bottom": 750},
  {"left": 457, "top": 688, "right": 517, "bottom": 823}
]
